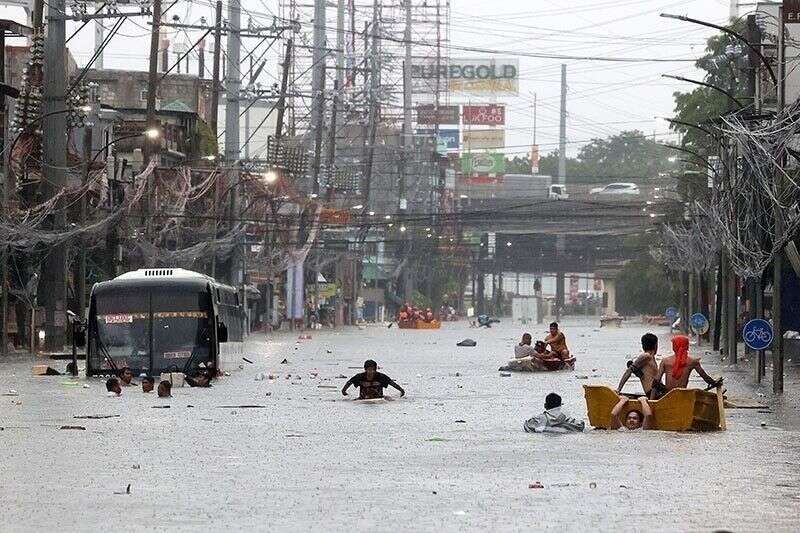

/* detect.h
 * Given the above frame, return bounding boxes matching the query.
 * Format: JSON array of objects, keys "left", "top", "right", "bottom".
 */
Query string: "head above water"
[
  {"left": 544, "top": 392, "right": 562, "bottom": 410},
  {"left": 522, "top": 333, "right": 532, "bottom": 345},
  {"left": 118, "top": 367, "right": 133, "bottom": 385},
  {"left": 534, "top": 340, "right": 547, "bottom": 353},
  {"left": 363, "top": 359, "right": 378, "bottom": 378},
  {"left": 142, "top": 376, "right": 155, "bottom": 393},
  {"left": 157, "top": 380, "right": 172, "bottom": 398},
  {"left": 625, "top": 409, "right": 644, "bottom": 430},
  {"left": 641, "top": 333, "right": 658, "bottom": 353},
  {"left": 106, "top": 377, "right": 121, "bottom": 395}
]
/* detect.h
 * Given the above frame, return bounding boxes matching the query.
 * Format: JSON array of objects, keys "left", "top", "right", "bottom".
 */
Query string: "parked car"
[
  {"left": 549, "top": 184, "right": 569, "bottom": 200},
  {"left": 589, "top": 182, "right": 640, "bottom": 195}
]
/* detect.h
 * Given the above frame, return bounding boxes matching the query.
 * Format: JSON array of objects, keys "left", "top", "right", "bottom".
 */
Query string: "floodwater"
[{"left": 1, "top": 319, "right": 799, "bottom": 532}]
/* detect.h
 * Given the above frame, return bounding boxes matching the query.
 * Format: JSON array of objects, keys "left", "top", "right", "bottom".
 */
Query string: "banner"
[
  {"left": 411, "top": 58, "right": 519, "bottom": 95},
  {"left": 463, "top": 104, "right": 505, "bottom": 126},
  {"left": 417, "top": 128, "right": 459, "bottom": 152},
  {"left": 785, "top": 0, "right": 800, "bottom": 22},
  {"left": 531, "top": 144, "right": 540, "bottom": 174},
  {"left": 416, "top": 105, "right": 459, "bottom": 125},
  {"left": 463, "top": 129, "right": 504, "bottom": 151},
  {"left": 463, "top": 175, "right": 503, "bottom": 186},
  {"left": 461, "top": 152, "right": 505, "bottom": 175}
]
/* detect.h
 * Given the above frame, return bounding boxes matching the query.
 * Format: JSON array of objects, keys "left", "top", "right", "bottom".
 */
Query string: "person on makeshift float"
[
  {"left": 615, "top": 333, "right": 667, "bottom": 399},
  {"left": 342, "top": 359, "right": 405, "bottom": 400},
  {"left": 610, "top": 394, "right": 653, "bottom": 431},
  {"left": 650, "top": 335, "right": 722, "bottom": 399},
  {"left": 425, "top": 308, "right": 434, "bottom": 322},
  {"left": 398, "top": 304, "right": 409, "bottom": 322},
  {"left": 544, "top": 322, "right": 570, "bottom": 360},
  {"left": 501, "top": 333, "right": 549, "bottom": 372}
]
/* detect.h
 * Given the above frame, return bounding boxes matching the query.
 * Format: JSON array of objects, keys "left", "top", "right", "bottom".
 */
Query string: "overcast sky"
[{"left": 1, "top": 0, "right": 732, "bottom": 161}]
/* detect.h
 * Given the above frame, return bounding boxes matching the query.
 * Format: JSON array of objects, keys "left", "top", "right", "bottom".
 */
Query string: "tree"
[
  {"left": 671, "top": 20, "right": 752, "bottom": 161},
  {"left": 575, "top": 130, "right": 674, "bottom": 179},
  {"left": 616, "top": 256, "right": 681, "bottom": 315}
]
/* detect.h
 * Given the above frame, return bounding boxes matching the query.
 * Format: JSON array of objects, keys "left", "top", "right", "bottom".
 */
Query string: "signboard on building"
[
  {"left": 417, "top": 128, "right": 459, "bottom": 153},
  {"left": 463, "top": 104, "right": 505, "bottom": 125},
  {"left": 569, "top": 275, "right": 579, "bottom": 304},
  {"left": 416, "top": 105, "right": 459, "bottom": 125},
  {"left": 785, "top": 0, "right": 800, "bottom": 22},
  {"left": 463, "top": 129, "right": 504, "bottom": 151},
  {"left": 463, "top": 174, "right": 503, "bottom": 186},
  {"left": 461, "top": 152, "right": 505, "bottom": 175},
  {"left": 411, "top": 59, "right": 519, "bottom": 95}
]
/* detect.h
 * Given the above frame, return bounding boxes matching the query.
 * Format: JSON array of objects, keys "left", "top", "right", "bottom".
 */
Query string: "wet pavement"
[{"left": 1, "top": 318, "right": 799, "bottom": 532}]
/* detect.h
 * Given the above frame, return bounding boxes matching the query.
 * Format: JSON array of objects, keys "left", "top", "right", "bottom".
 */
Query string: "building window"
[{"left": 140, "top": 90, "right": 148, "bottom": 102}]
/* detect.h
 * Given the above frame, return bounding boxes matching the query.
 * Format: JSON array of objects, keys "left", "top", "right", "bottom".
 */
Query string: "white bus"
[{"left": 86, "top": 268, "right": 244, "bottom": 377}]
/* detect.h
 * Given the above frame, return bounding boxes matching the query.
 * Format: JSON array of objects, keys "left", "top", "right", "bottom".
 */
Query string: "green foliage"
[
  {"left": 512, "top": 131, "right": 675, "bottom": 179},
  {"left": 616, "top": 256, "right": 680, "bottom": 315},
  {"left": 671, "top": 20, "right": 752, "bottom": 162},
  {"left": 196, "top": 119, "right": 218, "bottom": 157},
  {"left": 412, "top": 290, "right": 431, "bottom": 309}
]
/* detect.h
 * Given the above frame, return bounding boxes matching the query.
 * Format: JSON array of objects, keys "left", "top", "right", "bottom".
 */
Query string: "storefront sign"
[
  {"left": 463, "top": 104, "right": 506, "bottom": 125},
  {"left": 417, "top": 128, "right": 459, "bottom": 152},
  {"left": 416, "top": 105, "right": 459, "bottom": 125},
  {"left": 463, "top": 129, "right": 504, "bottom": 150},
  {"left": 461, "top": 152, "right": 505, "bottom": 175},
  {"left": 785, "top": 0, "right": 800, "bottom": 22}
]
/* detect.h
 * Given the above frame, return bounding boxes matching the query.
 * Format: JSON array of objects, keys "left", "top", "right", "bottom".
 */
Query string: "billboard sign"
[
  {"left": 416, "top": 128, "right": 459, "bottom": 152},
  {"left": 412, "top": 59, "right": 519, "bottom": 95},
  {"left": 416, "top": 104, "right": 459, "bottom": 124},
  {"left": 463, "top": 174, "right": 503, "bottom": 186},
  {"left": 461, "top": 152, "right": 505, "bottom": 175},
  {"left": 463, "top": 104, "right": 505, "bottom": 125},
  {"left": 463, "top": 129, "right": 504, "bottom": 151},
  {"left": 785, "top": 0, "right": 800, "bottom": 22}
]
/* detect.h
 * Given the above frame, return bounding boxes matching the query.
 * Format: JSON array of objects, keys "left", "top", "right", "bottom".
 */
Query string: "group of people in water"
[
  {"left": 104, "top": 366, "right": 214, "bottom": 398},
  {"left": 501, "top": 322, "right": 575, "bottom": 371},
  {"left": 523, "top": 331, "right": 723, "bottom": 433},
  {"left": 334, "top": 326, "right": 724, "bottom": 435},
  {"left": 397, "top": 304, "right": 437, "bottom": 323}
]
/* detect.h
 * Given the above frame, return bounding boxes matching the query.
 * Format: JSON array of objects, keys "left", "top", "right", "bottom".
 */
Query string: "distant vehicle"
[
  {"left": 590, "top": 183, "right": 640, "bottom": 196},
  {"left": 549, "top": 184, "right": 569, "bottom": 200}
]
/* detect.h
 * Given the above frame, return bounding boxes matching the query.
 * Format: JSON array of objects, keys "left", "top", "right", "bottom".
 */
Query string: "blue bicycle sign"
[
  {"left": 743, "top": 319, "right": 773, "bottom": 351},
  {"left": 690, "top": 313, "right": 709, "bottom": 335},
  {"left": 666, "top": 307, "right": 678, "bottom": 320}
]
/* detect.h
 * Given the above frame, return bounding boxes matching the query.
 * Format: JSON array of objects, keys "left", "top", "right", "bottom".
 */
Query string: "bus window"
[
  {"left": 92, "top": 289, "right": 150, "bottom": 372},
  {"left": 151, "top": 288, "right": 213, "bottom": 373}
]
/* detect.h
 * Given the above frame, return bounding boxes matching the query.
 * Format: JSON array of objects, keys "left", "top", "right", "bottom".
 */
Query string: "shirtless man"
[
  {"left": 615, "top": 333, "right": 663, "bottom": 398},
  {"left": 651, "top": 335, "right": 721, "bottom": 399},
  {"left": 544, "top": 322, "right": 570, "bottom": 360}
]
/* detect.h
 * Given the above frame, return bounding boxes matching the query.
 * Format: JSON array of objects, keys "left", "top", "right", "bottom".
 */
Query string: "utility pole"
[
  {"left": 210, "top": 0, "right": 222, "bottom": 138},
  {"left": 362, "top": 0, "right": 380, "bottom": 210},
  {"left": 558, "top": 64, "right": 567, "bottom": 184},
  {"left": 40, "top": 0, "right": 68, "bottom": 352},
  {"left": 94, "top": 7, "right": 104, "bottom": 69},
  {"left": 400, "top": 0, "right": 413, "bottom": 303},
  {"left": 144, "top": 0, "right": 162, "bottom": 244},
  {"left": 224, "top": 0, "right": 244, "bottom": 328},
  {"left": 400, "top": 0, "right": 412, "bottom": 212},
  {"left": 555, "top": 64, "right": 567, "bottom": 320},
  {"left": 773, "top": 6, "right": 785, "bottom": 394},
  {"left": 310, "top": 0, "right": 327, "bottom": 196}
]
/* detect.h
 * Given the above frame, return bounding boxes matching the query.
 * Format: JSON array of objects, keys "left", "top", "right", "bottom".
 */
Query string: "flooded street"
[{"left": 2, "top": 320, "right": 799, "bottom": 532}]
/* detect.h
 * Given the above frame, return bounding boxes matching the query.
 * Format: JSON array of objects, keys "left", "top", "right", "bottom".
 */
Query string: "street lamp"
[{"left": 262, "top": 169, "right": 279, "bottom": 184}]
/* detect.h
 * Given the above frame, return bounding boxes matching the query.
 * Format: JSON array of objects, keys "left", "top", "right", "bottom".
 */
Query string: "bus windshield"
[{"left": 92, "top": 285, "right": 213, "bottom": 374}]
